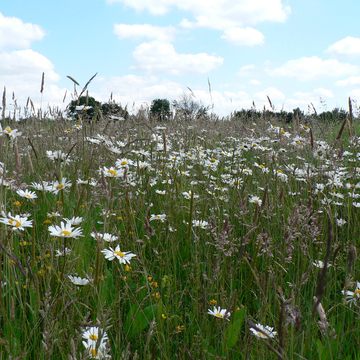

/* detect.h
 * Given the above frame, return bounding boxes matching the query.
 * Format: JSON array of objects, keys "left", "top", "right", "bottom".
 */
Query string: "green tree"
[
  {"left": 67, "top": 96, "right": 101, "bottom": 120},
  {"left": 150, "top": 99, "right": 171, "bottom": 121}
]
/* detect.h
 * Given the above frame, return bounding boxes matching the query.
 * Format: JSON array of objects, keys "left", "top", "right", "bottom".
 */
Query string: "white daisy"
[
  {"left": 16, "top": 189, "right": 38, "bottom": 199},
  {"left": 101, "top": 245, "right": 136, "bottom": 264},
  {"left": 68, "top": 275, "right": 90, "bottom": 286},
  {"left": 207, "top": 306, "right": 230, "bottom": 321},
  {"left": 0, "top": 213, "right": 33, "bottom": 231},
  {"left": 48, "top": 221, "right": 83, "bottom": 238},
  {"left": 91, "top": 232, "right": 118, "bottom": 242},
  {"left": 250, "top": 323, "right": 277, "bottom": 339},
  {"left": 342, "top": 281, "right": 360, "bottom": 307}
]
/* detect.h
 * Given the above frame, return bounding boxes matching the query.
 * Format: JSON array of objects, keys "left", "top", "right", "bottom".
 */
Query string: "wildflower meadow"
[{"left": 1, "top": 95, "right": 360, "bottom": 359}]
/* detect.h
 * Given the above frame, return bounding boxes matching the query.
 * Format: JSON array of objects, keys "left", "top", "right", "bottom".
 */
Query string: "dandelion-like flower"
[
  {"left": 207, "top": 306, "right": 230, "bottom": 320},
  {"left": 101, "top": 245, "right": 136, "bottom": 264},
  {"left": 48, "top": 221, "right": 83, "bottom": 238},
  {"left": 250, "top": 323, "right": 277, "bottom": 339}
]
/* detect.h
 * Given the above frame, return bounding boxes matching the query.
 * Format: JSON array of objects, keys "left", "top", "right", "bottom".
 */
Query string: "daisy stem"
[
  {"left": 94, "top": 241, "right": 101, "bottom": 286},
  {"left": 0, "top": 136, "right": 9, "bottom": 209},
  {"left": 187, "top": 190, "right": 194, "bottom": 241}
]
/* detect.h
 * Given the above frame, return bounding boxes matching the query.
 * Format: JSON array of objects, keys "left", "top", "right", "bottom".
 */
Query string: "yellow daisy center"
[
  {"left": 210, "top": 158, "right": 216, "bottom": 162},
  {"left": 90, "top": 349, "right": 99, "bottom": 356},
  {"left": 354, "top": 289, "right": 360, "bottom": 298},
  {"left": 89, "top": 334, "right": 98, "bottom": 340},
  {"left": 60, "top": 230, "right": 71, "bottom": 236},
  {"left": 277, "top": 170, "right": 283, "bottom": 173},
  {"left": 9, "top": 219, "right": 21, "bottom": 227},
  {"left": 26, "top": 194, "right": 31, "bottom": 198},
  {"left": 281, "top": 130, "right": 286, "bottom": 134},
  {"left": 115, "top": 251, "right": 124, "bottom": 258},
  {"left": 108, "top": 169, "right": 117, "bottom": 176},
  {"left": 216, "top": 313, "right": 223, "bottom": 317},
  {"left": 120, "top": 161, "right": 127, "bottom": 165},
  {"left": 6, "top": 129, "right": 12, "bottom": 133},
  {"left": 56, "top": 184, "right": 64, "bottom": 190},
  {"left": 254, "top": 199, "right": 259, "bottom": 203}
]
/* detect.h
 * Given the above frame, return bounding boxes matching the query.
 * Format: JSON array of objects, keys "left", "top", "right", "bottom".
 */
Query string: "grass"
[{"left": 0, "top": 109, "right": 360, "bottom": 359}]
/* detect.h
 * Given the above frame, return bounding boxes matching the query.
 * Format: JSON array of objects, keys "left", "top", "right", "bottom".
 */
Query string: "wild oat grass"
[{"left": 0, "top": 106, "right": 359, "bottom": 359}]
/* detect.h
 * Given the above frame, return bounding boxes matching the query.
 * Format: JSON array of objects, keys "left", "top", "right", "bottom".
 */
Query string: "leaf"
[
  {"left": 224, "top": 307, "right": 246, "bottom": 349},
  {"left": 125, "top": 304, "right": 161, "bottom": 339}
]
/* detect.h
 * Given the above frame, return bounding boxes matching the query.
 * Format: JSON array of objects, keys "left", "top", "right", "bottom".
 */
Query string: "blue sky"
[{"left": 1, "top": 0, "right": 360, "bottom": 117}]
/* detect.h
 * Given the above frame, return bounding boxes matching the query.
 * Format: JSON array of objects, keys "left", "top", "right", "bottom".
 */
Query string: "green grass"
[{"left": 0, "top": 113, "right": 360, "bottom": 359}]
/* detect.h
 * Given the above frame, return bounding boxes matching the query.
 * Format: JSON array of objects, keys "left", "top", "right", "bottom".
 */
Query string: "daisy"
[
  {"left": 313, "top": 260, "right": 331, "bottom": 269},
  {"left": 100, "top": 166, "right": 123, "bottom": 178},
  {"left": 250, "top": 323, "right": 277, "bottom": 339},
  {"left": 192, "top": 220, "right": 208, "bottom": 229},
  {"left": 342, "top": 281, "right": 360, "bottom": 307},
  {"left": 63, "top": 216, "right": 83, "bottom": 225},
  {"left": 1, "top": 126, "right": 22, "bottom": 139},
  {"left": 55, "top": 248, "right": 72, "bottom": 257},
  {"left": 48, "top": 221, "right": 83, "bottom": 238},
  {"left": 336, "top": 218, "right": 346, "bottom": 227},
  {"left": 68, "top": 275, "right": 90, "bottom": 286},
  {"left": 207, "top": 306, "right": 230, "bottom": 321},
  {"left": 91, "top": 232, "right": 118, "bottom": 242},
  {"left": 101, "top": 245, "right": 136, "bottom": 264},
  {"left": 149, "top": 214, "right": 167, "bottom": 222},
  {"left": 0, "top": 213, "right": 33, "bottom": 231},
  {"left": 16, "top": 189, "right": 38, "bottom": 200},
  {"left": 31, "top": 181, "right": 53, "bottom": 192},
  {"left": 51, "top": 178, "right": 72, "bottom": 194},
  {"left": 249, "top": 195, "right": 262, "bottom": 206}
]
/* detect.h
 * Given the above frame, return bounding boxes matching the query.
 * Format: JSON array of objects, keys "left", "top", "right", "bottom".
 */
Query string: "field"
[{"left": 0, "top": 109, "right": 360, "bottom": 359}]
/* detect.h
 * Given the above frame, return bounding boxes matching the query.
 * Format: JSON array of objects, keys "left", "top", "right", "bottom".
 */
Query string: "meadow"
[{"left": 0, "top": 104, "right": 360, "bottom": 359}]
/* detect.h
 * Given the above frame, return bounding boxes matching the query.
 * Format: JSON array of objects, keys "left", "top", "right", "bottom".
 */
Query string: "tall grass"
[{"left": 0, "top": 106, "right": 359, "bottom": 359}]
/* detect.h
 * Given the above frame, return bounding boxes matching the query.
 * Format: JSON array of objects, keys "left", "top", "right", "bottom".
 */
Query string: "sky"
[{"left": 1, "top": 0, "right": 360, "bottom": 117}]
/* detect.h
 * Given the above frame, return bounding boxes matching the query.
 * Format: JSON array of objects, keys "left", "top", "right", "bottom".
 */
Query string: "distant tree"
[
  {"left": 172, "top": 93, "right": 210, "bottom": 121},
  {"left": 101, "top": 101, "right": 129, "bottom": 120},
  {"left": 67, "top": 96, "right": 101, "bottom": 120},
  {"left": 150, "top": 99, "right": 171, "bottom": 121}
]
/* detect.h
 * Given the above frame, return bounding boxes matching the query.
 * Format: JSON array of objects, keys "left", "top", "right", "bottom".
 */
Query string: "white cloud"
[
  {"left": 107, "top": 0, "right": 291, "bottom": 30},
  {"left": 0, "top": 49, "right": 67, "bottom": 112},
  {"left": 271, "top": 56, "right": 357, "bottom": 81},
  {"left": 249, "top": 79, "right": 261, "bottom": 85},
  {"left": 293, "top": 88, "right": 334, "bottom": 100},
  {"left": 131, "top": 41, "right": 224, "bottom": 75},
  {"left": 348, "top": 89, "right": 360, "bottom": 100},
  {"left": 113, "top": 24, "right": 176, "bottom": 42},
  {"left": 237, "top": 64, "right": 256, "bottom": 77},
  {"left": 221, "top": 27, "right": 264, "bottom": 46},
  {"left": 325, "top": 36, "right": 360, "bottom": 58},
  {"left": 335, "top": 76, "right": 360, "bottom": 87},
  {"left": 254, "top": 87, "right": 285, "bottom": 101},
  {"left": 0, "top": 12, "right": 45, "bottom": 50},
  {"left": 94, "top": 75, "right": 184, "bottom": 107}
]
